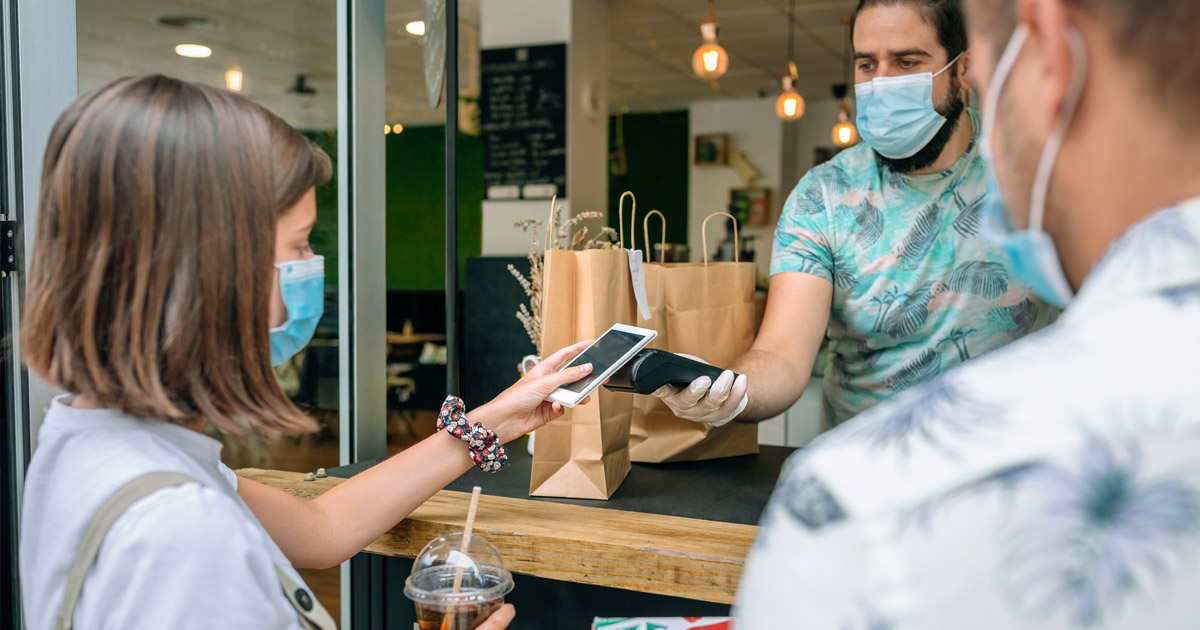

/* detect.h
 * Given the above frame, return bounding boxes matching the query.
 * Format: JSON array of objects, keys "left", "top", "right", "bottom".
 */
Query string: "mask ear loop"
[
  {"left": 933, "top": 51, "right": 964, "bottom": 78},
  {"left": 1028, "top": 27, "right": 1088, "bottom": 233}
]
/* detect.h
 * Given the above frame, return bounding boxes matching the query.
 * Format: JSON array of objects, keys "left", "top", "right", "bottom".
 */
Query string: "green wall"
[
  {"left": 303, "top": 130, "right": 340, "bottom": 286},
  {"left": 385, "top": 126, "right": 483, "bottom": 291},
  {"left": 607, "top": 110, "right": 690, "bottom": 249},
  {"left": 302, "top": 127, "right": 484, "bottom": 291},
  {"left": 308, "top": 112, "right": 683, "bottom": 288}
]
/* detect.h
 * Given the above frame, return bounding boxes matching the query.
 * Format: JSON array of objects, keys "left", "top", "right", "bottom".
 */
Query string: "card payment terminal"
[{"left": 603, "top": 349, "right": 736, "bottom": 395}]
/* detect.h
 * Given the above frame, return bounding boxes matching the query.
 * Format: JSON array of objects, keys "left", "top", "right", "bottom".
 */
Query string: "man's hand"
[{"left": 653, "top": 355, "right": 749, "bottom": 426}]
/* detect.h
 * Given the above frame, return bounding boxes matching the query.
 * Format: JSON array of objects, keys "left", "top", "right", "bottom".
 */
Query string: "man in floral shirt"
[
  {"left": 735, "top": 0, "right": 1200, "bottom": 627},
  {"left": 656, "top": 0, "right": 1056, "bottom": 429}
]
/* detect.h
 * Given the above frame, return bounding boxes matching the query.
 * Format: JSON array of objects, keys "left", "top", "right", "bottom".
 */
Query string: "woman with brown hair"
[{"left": 18, "top": 75, "right": 591, "bottom": 629}]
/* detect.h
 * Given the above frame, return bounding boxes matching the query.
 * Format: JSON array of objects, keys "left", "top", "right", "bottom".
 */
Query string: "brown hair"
[
  {"left": 966, "top": 0, "right": 1200, "bottom": 134},
  {"left": 852, "top": 0, "right": 969, "bottom": 60},
  {"left": 22, "top": 75, "right": 331, "bottom": 437}
]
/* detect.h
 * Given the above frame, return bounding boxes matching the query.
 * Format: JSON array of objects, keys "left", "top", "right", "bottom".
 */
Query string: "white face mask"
[
  {"left": 979, "top": 25, "right": 1089, "bottom": 309},
  {"left": 854, "top": 53, "right": 963, "bottom": 159}
]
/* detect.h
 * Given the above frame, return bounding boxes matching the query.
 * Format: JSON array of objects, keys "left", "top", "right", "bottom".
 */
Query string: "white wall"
[
  {"left": 758, "top": 377, "right": 826, "bottom": 448},
  {"left": 790, "top": 98, "right": 843, "bottom": 192},
  {"left": 687, "top": 97, "right": 842, "bottom": 278},
  {"left": 688, "top": 98, "right": 782, "bottom": 277},
  {"left": 479, "top": 0, "right": 608, "bottom": 256},
  {"left": 566, "top": 0, "right": 609, "bottom": 221},
  {"left": 480, "top": 0, "right": 569, "bottom": 48}
]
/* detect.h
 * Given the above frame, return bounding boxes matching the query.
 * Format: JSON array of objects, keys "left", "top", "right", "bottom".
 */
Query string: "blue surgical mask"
[
  {"left": 979, "top": 25, "right": 1088, "bottom": 309},
  {"left": 270, "top": 255, "right": 325, "bottom": 366},
  {"left": 854, "top": 53, "right": 962, "bottom": 159}
]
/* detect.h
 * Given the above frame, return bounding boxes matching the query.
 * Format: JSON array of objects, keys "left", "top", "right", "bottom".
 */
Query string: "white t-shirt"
[{"left": 20, "top": 396, "right": 310, "bottom": 630}]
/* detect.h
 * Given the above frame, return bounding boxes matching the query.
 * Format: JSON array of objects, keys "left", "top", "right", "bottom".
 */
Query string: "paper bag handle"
[
  {"left": 643, "top": 210, "right": 666, "bottom": 263},
  {"left": 618, "top": 191, "right": 636, "bottom": 250},
  {"left": 701, "top": 212, "right": 740, "bottom": 264},
  {"left": 544, "top": 195, "right": 559, "bottom": 251}
]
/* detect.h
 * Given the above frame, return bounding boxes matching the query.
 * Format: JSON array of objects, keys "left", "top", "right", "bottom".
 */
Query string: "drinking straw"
[{"left": 443, "top": 486, "right": 483, "bottom": 630}]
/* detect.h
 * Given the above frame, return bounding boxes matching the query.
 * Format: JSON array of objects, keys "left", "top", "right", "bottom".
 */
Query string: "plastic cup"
[{"left": 404, "top": 532, "right": 513, "bottom": 630}]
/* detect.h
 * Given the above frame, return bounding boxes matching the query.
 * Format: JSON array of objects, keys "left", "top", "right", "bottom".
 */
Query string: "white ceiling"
[
  {"left": 76, "top": 0, "right": 856, "bottom": 129},
  {"left": 609, "top": 0, "right": 856, "bottom": 113}
]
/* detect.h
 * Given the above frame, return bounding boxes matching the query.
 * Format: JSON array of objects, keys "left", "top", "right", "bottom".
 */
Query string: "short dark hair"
[
  {"left": 852, "top": 0, "right": 969, "bottom": 61},
  {"left": 966, "top": 0, "right": 1200, "bottom": 135},
  {"left": 23, "top": 76, "right": 331, "bottom": 437}
]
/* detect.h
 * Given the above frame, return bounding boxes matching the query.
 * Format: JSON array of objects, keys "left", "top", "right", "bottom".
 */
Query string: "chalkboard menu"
[{"left": 481, "top": 44, "right": 567, "bottom": 200}]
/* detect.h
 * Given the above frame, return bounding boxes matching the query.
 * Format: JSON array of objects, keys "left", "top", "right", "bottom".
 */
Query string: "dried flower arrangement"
[{"left": 507, "top": 200, "right": 620, "bottom": 355}]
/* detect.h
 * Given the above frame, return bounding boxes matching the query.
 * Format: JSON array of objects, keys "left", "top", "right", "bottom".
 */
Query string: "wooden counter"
[{"left": 238, "top": 467, "right": 758, "bottom": 604}]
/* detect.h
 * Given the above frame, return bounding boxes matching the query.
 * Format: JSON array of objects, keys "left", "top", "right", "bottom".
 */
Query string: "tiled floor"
[{"left": 217, "top": 408, "right": 439, "bottom": 623}]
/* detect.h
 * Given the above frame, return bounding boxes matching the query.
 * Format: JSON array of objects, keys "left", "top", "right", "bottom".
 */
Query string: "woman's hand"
[
  {"left": 478, "top": 604, "right": 516, "bottom": 629},
  {"left": 473, "top": 339, "right": 594, "bottom": 444}
]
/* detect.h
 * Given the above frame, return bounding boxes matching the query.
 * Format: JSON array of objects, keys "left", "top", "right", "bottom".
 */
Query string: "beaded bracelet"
[{"left": 436, "top": 395, "right": 507, "bottom": 473}]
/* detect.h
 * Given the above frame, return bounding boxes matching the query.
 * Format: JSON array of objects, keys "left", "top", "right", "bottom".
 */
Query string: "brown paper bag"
[
  {"left": 629, "top": 212, "right": 759, "bottom": 462},
  {"left": 530, "top": 194, "right": 641, "bottom": 499}
]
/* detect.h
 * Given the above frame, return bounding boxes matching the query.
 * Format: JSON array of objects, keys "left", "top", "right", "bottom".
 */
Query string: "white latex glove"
[{"left": 652, "top": 354, "right": 749, "bottom": 427}]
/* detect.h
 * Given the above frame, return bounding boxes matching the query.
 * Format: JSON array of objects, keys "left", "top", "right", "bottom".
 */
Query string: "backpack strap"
[{"left": 57, "top": 471, "right": 336, "bottom": 630}]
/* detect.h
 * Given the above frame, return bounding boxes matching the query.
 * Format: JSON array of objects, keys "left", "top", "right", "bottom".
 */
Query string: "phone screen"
[{"left": 559, "top": 329, "right": 647, "bottom": 394}]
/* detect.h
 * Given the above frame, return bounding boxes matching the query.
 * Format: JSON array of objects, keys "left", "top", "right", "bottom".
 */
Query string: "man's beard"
[{"left": 875, "top": 78, "right": 966, "bottom": 174}]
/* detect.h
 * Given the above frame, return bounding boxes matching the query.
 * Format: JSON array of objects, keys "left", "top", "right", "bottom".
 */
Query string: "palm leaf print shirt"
[
  {"left": 738, "top": 200, "right": 1200, "bottom": 629},
  {"left": 771, "top": 109, "right": 1058, "bottom": 426}
]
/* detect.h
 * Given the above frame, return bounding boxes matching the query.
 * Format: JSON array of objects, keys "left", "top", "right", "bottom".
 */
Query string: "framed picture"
[
  {"left": 730, "top": 187, "right": 772, "bottom": 226},
  {"left": 694, "top": 133, "right": 729, "bottom": 166}
]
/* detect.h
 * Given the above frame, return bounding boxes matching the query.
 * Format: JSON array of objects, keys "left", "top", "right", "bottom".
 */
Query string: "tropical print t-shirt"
[
  {"left": 771, "top": 108, "right": 1058, "bottom": 426},
  {"left": 737, "top": 200, "right": 1200, "bottom": 630}
]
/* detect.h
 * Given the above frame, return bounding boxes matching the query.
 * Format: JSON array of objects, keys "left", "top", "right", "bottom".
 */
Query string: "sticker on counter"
[{"left": 593, "top": 618, "right": 734, "bottom": 630}]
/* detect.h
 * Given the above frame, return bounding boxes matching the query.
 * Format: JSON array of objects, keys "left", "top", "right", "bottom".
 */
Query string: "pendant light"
[
  {"left": 832, "top": 101, "right": 857, "bottom": 146},
  {"left": 775, "top": 0, "right": 804, "bottom": 121},
  {"left": 225, "top": 68, "right": 244, "bottom": 92},
  {"left": 692, "top": 1, "right": 729, "bottom": 80},
  {"left": 831, "top": 21, "right": 858, "bottom": 146}
]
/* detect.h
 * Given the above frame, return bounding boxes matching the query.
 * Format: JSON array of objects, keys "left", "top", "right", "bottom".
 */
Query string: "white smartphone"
[{"left": 546, "top": 324, "right": 658, "bottom": 408}]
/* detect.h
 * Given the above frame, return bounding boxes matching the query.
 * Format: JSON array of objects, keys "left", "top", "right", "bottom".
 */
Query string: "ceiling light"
[
  {"left": 833, "top": 120, "right": 857, "bottom": 146},
  {"left": 174, "top": 44, "right": 211, "bottom": 58},
  {"left": 385, "top": 124, "right": 391, "bottom": 135},
  {"left": 831, "top": 27, "right": 857, "bottom": 147},
  {"left": 775, "top": 0, "right": 804, "bottom": 122},
  {"left": 692, "top": 2, "right": 728, "bottom": 80},
  {"left": 405, "top": 21, "right": 425, "bottom": 36},
  {"left": 393, "top": 124, "right": 404, "bottom": 134},
  {"left": 775, "top": 74, "right": 805, "bottom": 122},
  {"left": 225, "top": 68, "right": 243, "bottom": 92}
]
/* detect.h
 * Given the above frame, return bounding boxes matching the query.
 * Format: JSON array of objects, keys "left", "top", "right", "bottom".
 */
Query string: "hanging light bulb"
[
  {"left": 832, "top": 97, "right": 857, "bottom": 146},
  {"left": 776, "top": 62, "right": 805, "bottom": 122},
  {"left": 775, "top": 0, "right": 804, "bottom": 121},
  {"left": 776, "top": 76, "right": 805, "bottom": 121},
  {"left": 830, "top": 20, "right": 858, "bottom": 147},
  {"left": 692, "top": 1, "right": 729, "bottom": 79},
  {"left": 225, "top": 68, "right": 244, "bottom": 92}
]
